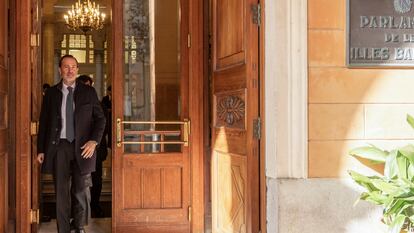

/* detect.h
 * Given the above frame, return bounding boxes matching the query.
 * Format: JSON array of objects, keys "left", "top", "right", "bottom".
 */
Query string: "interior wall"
[{"left": 155, "top": 0, "right": 180, "bottom": 122}]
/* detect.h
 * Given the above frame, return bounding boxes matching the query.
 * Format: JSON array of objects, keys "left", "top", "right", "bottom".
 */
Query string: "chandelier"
[{"left": 64, "top": 0, "right": 106, "bottom": 33}]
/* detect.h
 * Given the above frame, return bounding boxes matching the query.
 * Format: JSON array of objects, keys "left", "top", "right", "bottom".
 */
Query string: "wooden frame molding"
[
  {"left": 14, "top": 0, "right": 32, "bottom": 232},
  {"left": 265, "top": 0, "right": 308, "bottom": 179},
  {"left": 260, "top": 0, "right": 266, "bottom": 232},
  {"left": 189, "top": 0, "right": 205, "bottom": 231}
]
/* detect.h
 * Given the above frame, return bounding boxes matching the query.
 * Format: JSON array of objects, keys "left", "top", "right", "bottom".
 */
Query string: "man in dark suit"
[{"left": 37, "top": 55, "right": 106, "bottom": 233}]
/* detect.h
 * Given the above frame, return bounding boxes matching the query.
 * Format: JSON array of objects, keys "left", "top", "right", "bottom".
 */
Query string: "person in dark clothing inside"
[
  {"left": 37, "top": 55, "right": 106, "bottom": 233},
  {"left": 91, "top": 85, "right": 111, "bottom": 217},
  {"left": 77, "top": 76, "right": 110, "bottom": 217}
]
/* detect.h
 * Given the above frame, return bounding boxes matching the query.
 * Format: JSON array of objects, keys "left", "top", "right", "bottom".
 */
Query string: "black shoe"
[{"left": 74, "top": 228, "right": 86, "bottom": 233}]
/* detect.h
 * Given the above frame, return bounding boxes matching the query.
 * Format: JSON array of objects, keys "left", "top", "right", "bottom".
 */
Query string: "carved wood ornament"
[{"left": 217, "top": 96, "right": 245, "bottom": 126}]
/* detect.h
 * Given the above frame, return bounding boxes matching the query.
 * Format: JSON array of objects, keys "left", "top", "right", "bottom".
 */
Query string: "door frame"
[{"left": 259, "top": 1, "right": 266, "bottom": 233}]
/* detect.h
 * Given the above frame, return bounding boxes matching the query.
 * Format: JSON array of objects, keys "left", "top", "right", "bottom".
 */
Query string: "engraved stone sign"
[{"left": 348, "top": 0, "right": 414, "bottom": 67}]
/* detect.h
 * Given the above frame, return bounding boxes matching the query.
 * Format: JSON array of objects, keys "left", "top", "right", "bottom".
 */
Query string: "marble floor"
[{"left": 39, "top": 218, "right": 111, "bottom": 233}]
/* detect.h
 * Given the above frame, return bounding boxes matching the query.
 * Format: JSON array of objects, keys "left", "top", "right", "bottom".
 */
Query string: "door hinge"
[
  {"left": 30, "top": 33, "right": 39, "bottom": 47},
  {"left": 251, "top": 3, "right": 261, "bottom": 26},
  {"left": 30, "top": 209, "right": 40, "bottom": 224},
  {"left": 188, "top": 206, "right": 192, "bottom": 222},
  {"left": 30, "top": 121, "right": 39, "bottom": 136},
  {"left": 187, "top": 34, "right": 191, "bottom": 48},
  {"left": 253, "top": 117, "right": 261, "bottom": 140}
]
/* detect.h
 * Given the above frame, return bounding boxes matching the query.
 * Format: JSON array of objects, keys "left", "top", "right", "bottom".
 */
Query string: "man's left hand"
[{"left": 81, "top": 140, "right": 98, "bottom": 158}]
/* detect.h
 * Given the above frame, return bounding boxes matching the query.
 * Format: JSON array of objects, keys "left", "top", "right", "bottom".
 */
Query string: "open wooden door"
[
  {"left": 30, "top": 0, "right": 42, "bottom": 231},
  {"left": 211, "top": 0, "right": 261, "bottom": 232},
  {"left": 112, "top": 0, "right": 191, "bottom": 232},
  {"left": 14, "top": 0, "right": 35, "bottom": 232}
]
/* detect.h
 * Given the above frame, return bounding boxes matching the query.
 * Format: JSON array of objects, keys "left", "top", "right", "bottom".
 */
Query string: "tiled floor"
[{"left": 39, "top": 218, "right": 111, "bottom": 233}]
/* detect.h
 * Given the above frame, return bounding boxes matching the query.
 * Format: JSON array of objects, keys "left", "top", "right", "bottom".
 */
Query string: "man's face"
[{"left": 59, "top": 57, "right": 78, "bottom": 85}]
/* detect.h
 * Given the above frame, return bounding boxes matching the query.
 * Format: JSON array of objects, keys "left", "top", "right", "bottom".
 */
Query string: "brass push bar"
[{"left": 116, "top": 118, "right": 190, "bottom": 147}]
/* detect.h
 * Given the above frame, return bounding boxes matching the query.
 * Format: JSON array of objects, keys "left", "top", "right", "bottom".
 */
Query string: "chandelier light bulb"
[{"left": 64, "top": 0, "right": 106, "bottom": 34}]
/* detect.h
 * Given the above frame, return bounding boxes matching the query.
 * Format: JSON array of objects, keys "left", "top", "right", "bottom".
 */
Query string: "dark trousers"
[
  {"left": 90, "top": 159, "right": 103, "bottom": 214},
  {"left": 53, "top": 140, "right": 91, "bottom": 233}
]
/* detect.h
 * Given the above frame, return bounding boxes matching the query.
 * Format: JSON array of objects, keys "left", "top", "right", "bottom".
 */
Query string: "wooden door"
[
  {"left": 0, "top": 0, "right": 8, "bottom": 232},
  {"left": 112, "top": 0, "right": 191, "bottom": 232},
  {"left": 14, "top": 0, "right": 33, "bottom": 232},
  {"left": 211, "top": 0, "right": 260, "bottom": 232},
  {"left": 30, "top": 0, "right": 42, "bottom": 231}
]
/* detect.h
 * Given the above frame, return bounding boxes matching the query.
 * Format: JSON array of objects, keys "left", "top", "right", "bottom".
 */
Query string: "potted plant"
[{"left": 349, "top": 114, "right": 414, "bottom": 233}]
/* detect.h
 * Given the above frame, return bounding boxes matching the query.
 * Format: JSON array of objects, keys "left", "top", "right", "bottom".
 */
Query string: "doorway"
[
  {"left": 36, "top": 1, "right": 112, "bottom": 232},
  {"left": 12, "top": 0, "right": 263, "bottom": 232}
]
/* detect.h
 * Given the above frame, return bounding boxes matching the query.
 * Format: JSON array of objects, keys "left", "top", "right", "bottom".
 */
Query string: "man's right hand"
[{"left": 37, "top": 153, "right": 44, "bottom": 164}]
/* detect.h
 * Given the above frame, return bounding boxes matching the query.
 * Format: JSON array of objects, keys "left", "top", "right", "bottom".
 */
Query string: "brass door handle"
[{"left": 116, "top": 118, "right": 190, "bottom": 147}]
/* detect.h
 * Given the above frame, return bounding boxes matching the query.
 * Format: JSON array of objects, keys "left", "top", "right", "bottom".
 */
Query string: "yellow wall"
[{"left": 308, "top": 0, "right": 414, "bottom": 177}]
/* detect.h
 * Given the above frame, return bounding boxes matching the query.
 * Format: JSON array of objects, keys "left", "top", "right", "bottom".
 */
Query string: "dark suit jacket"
[{"left": 37, "top": 80, "right": 106, "bottom": 175}]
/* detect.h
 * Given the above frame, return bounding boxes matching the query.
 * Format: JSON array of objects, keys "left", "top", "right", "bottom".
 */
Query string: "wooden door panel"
[
  {"left": 211, "top": 0, "right": 260, "bottom": 232},
  {"left": 213, "top": 129, "right": 246, "bottom": 155},
  {"left": 213, "top": 68, "right": 246, "bottom": 93},
  {"left": 216, "top": 0, "right": 245, "bottom": 69},
  {"left": 120, "top": 209, "right": 187, "bottom": 223},
  {"left": 120, "top": 154, "right": 188, "bottom": 223},
  {"left": 212, "top": 151, "right": 247, "bottom": 233}
]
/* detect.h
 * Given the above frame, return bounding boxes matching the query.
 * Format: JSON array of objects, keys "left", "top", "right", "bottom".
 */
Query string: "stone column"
[
  {"left": 42, "top": 23, "right": 55, "bottom": 85},
  {"left": 53, "top": 24, "right": 64, "bottom": 84},
  {"left": 92, "top": 30, "right": 106, "bottom": 99},
  {"left": 94, "top": 49, "right": 104, "bottom": 98}
]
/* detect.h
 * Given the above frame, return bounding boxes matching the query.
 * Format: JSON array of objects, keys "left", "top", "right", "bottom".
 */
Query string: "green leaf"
[
  {"left": 348, "top": 170, "right": 380, "bottom": 192},
  {"left": 407, "top": 164, "right": 414, "bottom": 181},
  {"left": 371, "top": 179, "right": 406, "bottom": 196},
  {"left": 399, "top": 144, "right": 414, "bottom": 164},
  {"left": 397, "top": 154, "right": 409, "bottom": 180},
  {"left": 350, "top": 146, "right": 388, "bottom": 163},
  {"left": 360, "top": 191, "right": 389, "bottom": 205},
  {"left": 385, "top": 199, "right": 411, "bottom": 216},
  {"left": 395, "top": 179, "right": 413, "bottom": 191},
  {"left": 388, "top": 214, "right": 406, "bottom": 233},
  {"left": 385, "top": 150, "right": 399, "bottom": 180},
  {"left": 407, "top": 114, "right": 414, "bottom": 130}
]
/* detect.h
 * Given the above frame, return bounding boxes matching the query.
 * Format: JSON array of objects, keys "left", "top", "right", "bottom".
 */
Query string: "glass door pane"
[{"left": 123, "top": 0, "right": 181, "bottom": 153}]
